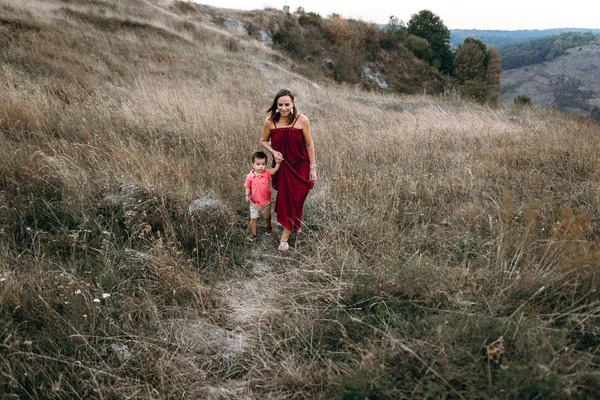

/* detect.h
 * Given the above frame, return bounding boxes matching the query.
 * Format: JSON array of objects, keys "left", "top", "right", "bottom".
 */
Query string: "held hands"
[
  {"left": 271, "top": 148, "right": 316, "bottom": 182},
  {"left": 245, "top": 194, "right": 251, "bottom": 203},
  {"left": 271, "top": 150, "right": 284, "bottom": 163}
]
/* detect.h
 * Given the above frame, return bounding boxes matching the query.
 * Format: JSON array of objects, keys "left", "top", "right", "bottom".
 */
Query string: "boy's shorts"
[{"left": 250, "top": 201, "right": 271, "bottom": 220}]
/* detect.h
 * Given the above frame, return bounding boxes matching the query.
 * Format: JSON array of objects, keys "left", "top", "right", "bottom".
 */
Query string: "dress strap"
[{"left": 291, "top": 114, "right": 301, "bottom": 128}]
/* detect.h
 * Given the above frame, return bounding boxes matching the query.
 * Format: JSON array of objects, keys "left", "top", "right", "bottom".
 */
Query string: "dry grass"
[{"left": 1, "top": 0, "right": 599, "bottom": 398}]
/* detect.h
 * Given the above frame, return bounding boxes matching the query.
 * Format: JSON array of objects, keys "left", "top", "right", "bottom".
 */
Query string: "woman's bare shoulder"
[
  {"left": 297, "top": 113, "right": 309, "bottom": 128},
  {"left": 263, "top": 118, "right": 275, "bottom": 128}
]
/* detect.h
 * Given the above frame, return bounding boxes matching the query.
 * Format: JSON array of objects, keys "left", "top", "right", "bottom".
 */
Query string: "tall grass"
[{"left": 1, "top": 0, "right": 599, "bottom": 398}]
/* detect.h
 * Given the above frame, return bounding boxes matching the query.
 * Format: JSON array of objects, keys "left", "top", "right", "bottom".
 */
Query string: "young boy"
[{"left": 244, "top": 151, "right": 280, "bottom": 241}]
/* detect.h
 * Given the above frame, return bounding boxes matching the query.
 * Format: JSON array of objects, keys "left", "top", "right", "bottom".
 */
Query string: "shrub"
[
  {"left": 513, "top": 94, "right": 533, "bottom": 107},
  {"left": 298, "top": 11, "right": 322, "bottom": 28},
  {"left": 403, "top": 34, "right": 432, "bottom": 61}
]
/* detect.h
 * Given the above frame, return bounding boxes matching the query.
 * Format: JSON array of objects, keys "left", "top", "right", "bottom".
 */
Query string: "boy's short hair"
[{"left": 252, "top": 151, "right": 268, "bottom": 163}]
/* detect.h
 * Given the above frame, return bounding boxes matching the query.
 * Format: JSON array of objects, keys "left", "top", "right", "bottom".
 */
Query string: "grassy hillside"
[{"left": 1, "top": 0, "right": 599, "bottom": 398}]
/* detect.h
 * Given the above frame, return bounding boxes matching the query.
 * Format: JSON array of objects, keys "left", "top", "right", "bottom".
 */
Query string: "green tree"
[
  {"left": 407, "top": 10, "right": 453, "bottom": 74},
  {"left": 454, "top": 37, "right": 487, "bottom": 83},
  {"left": 381, "top": 15, "right": 406, "bottom": 50},
  {"left": 486, "top": 47, "right": 503, "bottom": 103},
  {"left": 454, "top": 37, "right": 502, "bottom": 104}
]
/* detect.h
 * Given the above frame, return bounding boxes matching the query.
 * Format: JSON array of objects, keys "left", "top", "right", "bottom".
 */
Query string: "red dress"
[{"left": 270, "top": 114, "right": 314, "bottom": 231}]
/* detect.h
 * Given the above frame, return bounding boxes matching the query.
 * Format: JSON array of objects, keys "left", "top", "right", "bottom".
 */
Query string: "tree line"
[{"left": 383, "top": 10, "right": 502, "bottom": 103}]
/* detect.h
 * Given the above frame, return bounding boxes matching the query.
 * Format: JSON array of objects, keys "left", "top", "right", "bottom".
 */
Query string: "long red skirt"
[{"left": 270, "top": 126, "right": 313, "bottom": 231}]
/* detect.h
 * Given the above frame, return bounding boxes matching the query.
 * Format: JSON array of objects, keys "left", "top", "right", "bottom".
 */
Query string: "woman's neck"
[{"left": 275, "top": 115, "right": 295, "bottom": 127}]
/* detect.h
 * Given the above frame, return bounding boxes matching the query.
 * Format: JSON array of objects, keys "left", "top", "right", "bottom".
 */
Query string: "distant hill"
[
  {"left": 501, "top": 44, "right": 600, "bottom": 122},
  {"left": 450, "top": 28, "right": 600, "bottom": 48},
  {"left": 498, "top": 31, "right": 600, "bottom": 70}
]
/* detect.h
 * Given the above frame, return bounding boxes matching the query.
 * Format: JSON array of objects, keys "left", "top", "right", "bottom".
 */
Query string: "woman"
[{"left": 261, "top": 89, "right": 317, "bottom": 251}]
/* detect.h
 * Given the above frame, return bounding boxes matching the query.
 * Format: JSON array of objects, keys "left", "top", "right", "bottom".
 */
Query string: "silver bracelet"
[{"left": 309, "top": 163, "right": 317, "bottom": 169}]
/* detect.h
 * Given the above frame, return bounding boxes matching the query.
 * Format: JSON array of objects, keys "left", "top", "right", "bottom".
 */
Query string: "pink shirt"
[{"left": 244, "top": 170, "right": 273, "bottom": 206}]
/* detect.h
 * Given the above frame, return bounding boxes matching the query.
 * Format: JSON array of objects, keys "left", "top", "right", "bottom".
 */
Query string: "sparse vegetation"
[{"left": 1, "top": 0, "right": 599, "bottom": 398}]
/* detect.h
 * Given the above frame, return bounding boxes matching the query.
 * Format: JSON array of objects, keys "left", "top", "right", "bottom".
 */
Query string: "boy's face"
[{"left": 252, "top": 158, "right": 267, "bottom": 173}]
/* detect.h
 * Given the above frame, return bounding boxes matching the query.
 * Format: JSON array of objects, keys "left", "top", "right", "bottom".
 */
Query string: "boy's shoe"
[
  {"left": 246, "top": 234, "right": 257, "bottom": 242},
  {"left": 265, "top": 227, "right": 272, "bottom": 236}
]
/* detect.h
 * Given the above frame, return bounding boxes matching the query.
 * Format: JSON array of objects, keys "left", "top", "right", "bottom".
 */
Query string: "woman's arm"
[
  {"left": 261, "top": 119, "right": 284, "bottom": 163},
  {"left": 301, "top": 116, "right": 317, "bottom": 182}
]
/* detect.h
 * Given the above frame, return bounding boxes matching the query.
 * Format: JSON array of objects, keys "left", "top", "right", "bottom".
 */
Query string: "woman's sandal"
[{"left": 278, "top": 240, "right": 289, "bottom": 251}]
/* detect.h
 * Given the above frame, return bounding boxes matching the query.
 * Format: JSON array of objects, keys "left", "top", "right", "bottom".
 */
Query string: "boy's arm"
[
  {"left": 268, "top": 161, "right": 281, "bottom": 175},
  {"left": 244, "top": 176, "right": 252, "bottom": 203}
]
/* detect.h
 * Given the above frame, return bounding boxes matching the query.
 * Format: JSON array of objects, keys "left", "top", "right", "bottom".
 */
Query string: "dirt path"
[{"left": 172, "top": 232, "right": 290, "bottom": 398}]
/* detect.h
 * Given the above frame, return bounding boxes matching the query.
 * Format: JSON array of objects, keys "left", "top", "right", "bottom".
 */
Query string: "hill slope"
[
  {"left": 212, "top": 5, "right": 448, "bottom": 94},
  {"left": 450, "top": 27, "right": 600, "bottom": 48},
  {"left": 501, "top": 44, "right": 600, "bottom": 121},
  {"left": 1, "top": 1, "right": 599, "bottom": 398},
  {"left": 498, "top": 31, "right": 600, "bottom": 70}
]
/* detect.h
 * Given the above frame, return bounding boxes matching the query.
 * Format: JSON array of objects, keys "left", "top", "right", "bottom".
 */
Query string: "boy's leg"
[
  {"left": 249, "top": 218, "right": 258, "bottom": 236},
  {"left": 248, "top": 202, "right": 259, "bottom": 240},
  {"left": 264, "top": 201, "right": 272, "bottom": 232},
  {"left": 255, "top": 201, "right": 272, "bottom": 235},
  {"left": 265, "top": 215, "right": 272, "bottom": 235}
]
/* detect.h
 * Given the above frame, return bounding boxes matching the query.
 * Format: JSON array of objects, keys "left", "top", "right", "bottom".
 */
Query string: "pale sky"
[{"left": 194, "top": 1, "right": 600, "bottom": 30}]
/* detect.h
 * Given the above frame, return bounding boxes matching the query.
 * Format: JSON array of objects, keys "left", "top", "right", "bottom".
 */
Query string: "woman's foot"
[{"left": 278, "top": 240, "right": 289, "bottom": 251}]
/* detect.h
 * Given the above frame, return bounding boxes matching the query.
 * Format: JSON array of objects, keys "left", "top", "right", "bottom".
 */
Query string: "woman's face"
[{"left": 277, "top": 96, "right": 293, "bottom": 117}]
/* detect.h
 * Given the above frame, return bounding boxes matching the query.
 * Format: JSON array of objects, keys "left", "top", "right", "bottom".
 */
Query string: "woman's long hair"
[{"left": 266, "top": 88, "right": 298, "bottom": 125}]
